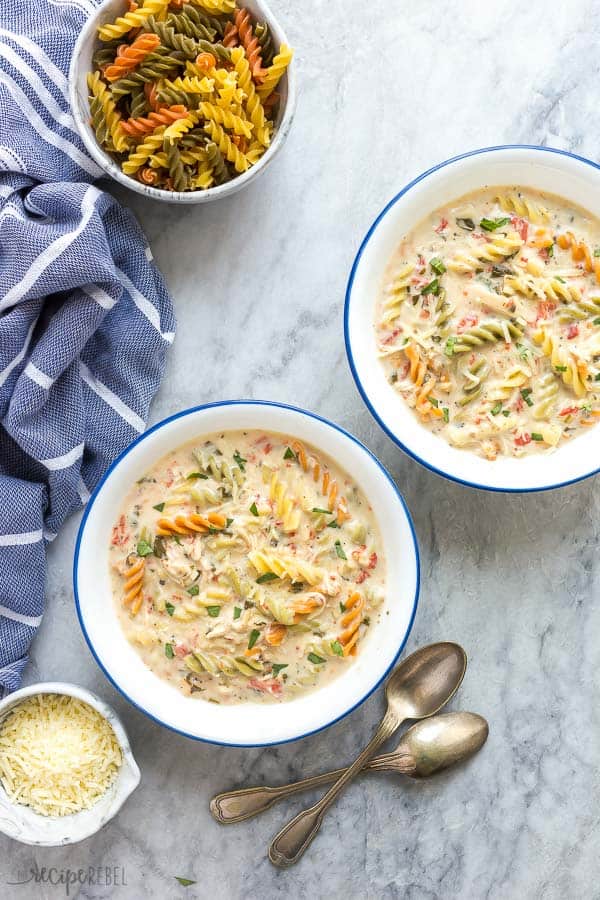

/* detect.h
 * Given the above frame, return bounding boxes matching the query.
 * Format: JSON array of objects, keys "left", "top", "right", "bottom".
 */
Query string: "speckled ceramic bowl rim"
[
  {"left": 74, "top": 400, "right": 420, "bottom": 747},
  {"left": 68, "top": 0, "right": 297, "bottom": 203},
  {"left": 0, "top": 682, "right": 140, "bottom": 846},
  {"left": 345, "top": 144, "right": 600, "bottom": 493}
]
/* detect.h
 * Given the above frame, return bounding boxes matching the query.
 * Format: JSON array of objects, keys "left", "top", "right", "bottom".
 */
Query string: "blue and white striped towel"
[{"left": 0, "top": 0, "right": 176, "bottom": 694}]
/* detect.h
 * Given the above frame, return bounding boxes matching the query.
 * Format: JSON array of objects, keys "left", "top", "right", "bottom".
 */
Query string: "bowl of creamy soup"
[
  {"left": 74, "top": 401, "right": 419, "bottom": 746},
  {"left": 346, "top": 145, "right": 600, "bottom": 491}
]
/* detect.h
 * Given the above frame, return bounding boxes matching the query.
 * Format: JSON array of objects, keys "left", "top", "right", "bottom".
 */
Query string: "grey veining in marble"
[{"left": 3, "top": 0, "right": 600, "bottom": 896}]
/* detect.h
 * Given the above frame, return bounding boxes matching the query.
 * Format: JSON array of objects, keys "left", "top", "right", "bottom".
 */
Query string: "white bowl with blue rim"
[
  {"left": 74, "top": 400, "right": 419, "bottom": 746},
  {"left": 345, "top": 145, "right": 600, "bottom": 493},
  {"left": 0, "top": 682, "right": 140, "bottom": 846},
  {"left": 69, "top": 0, "right": 296, "bottom": 203}
]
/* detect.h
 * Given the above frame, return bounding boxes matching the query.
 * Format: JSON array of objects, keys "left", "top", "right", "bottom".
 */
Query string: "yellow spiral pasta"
[
  {"left": 496, "top": 192, "right": 550, "bottom": 224},
  {"left": 533, "top": 328, "right": 588, "bottom": 397},
  {"left": 257, "top": 45, "right": 294, "bottom": 100},
  {"left": 97, "top": 0, "right": 169, "bottom": 41},
  {"left": 231, "top": 47, "right": 270, "bottom": 147},
  {"left": 198, "top": 102, "right": 253, "bottom": 138},
  {"left": 448, "top": 232, "right": 524, "bottom": 273},
  {"left": 269, "top": 472, "right": 301, "bottom": 533},
  {"left": 122, "top": 127, "right": 167, "bottom": 175},
  {"left": 189, "top": 0, "right": 236, "bottom": 13},
  {"left": 247, "top": 550, "right": 325, "bottom": 587},
  {"left": 87, "top": 71, "right": 130, "bottom": 153},
  {"left": 203, "top": 119, "right": 248, "bottom": 173}
]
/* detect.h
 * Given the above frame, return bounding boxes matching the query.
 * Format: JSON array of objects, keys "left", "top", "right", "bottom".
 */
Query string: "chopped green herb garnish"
[
  {"left": 480, "top": 216, "right": 510, "bottom": 232},
  {"left": 308, "top": 652, "right": 326, "bottom": 665},
  {"left": 331, "top": 640, "right": 344, "bottom": 657},
  {"left": 153, "top": 535, "right": 166, "bottom": 558},
  {"left": 420, "top": 278, "right": 440, "bottom": 296},
  {"left": 249, "top": 502, "right": 259, "bottom": 516},
  {"left": 226, "top": 517, "right": 233, "bottom": 527},
  {"left": 593, "top": 317, "right": 600, "bottom": 326},
  {"left": 165, "top": 643, "right": 174, "bottom": 659},
  {"left": 187, "top": 472, "right": 208, "bottom": 480},
  {"left": 175, "top": 877, "right": 196, "bottom": 887},
  {"left": 248, "top": 629, "right": 260, "bottom": 649},
  {"left": 233, "top": 450, "right": 246, "bottom": 471},
  {"left": 327, "top": 520, "right": 340, "bottom": 528},
  {"left": 555, "top": 276, "right": 566, "bottom": 284},
  {"left": 136, "top": 540, "right": 153, "bottom": 557},
  {"left": 490, "top": 402, "right": 503, "bottom": 416},
  {"left": 272, "top": 663, "right": 288, "bottom": 676},
  {"left": 531, "top": 433, "right": 544, "bottom": 442},
  {"left": 187, "top": 584, "right": 199, "bottom": 596},
  {"left": 555, "top": 365, "right": 568, "bottom": 372},
  {"left": 594, "top": 248, "right": 600, "bottom": 257},
  {"left": 153, "top": 502, "right": 165, "bottom": 512},
  {"left": 233, "top": 606, "right": 242, "bottom": 620},
  {"left": 428, "top": 396, "right": 439, "bottom": 408},
  {"left": 442, "top": 407, "right": 450, "bottom": 424},
  {"left": 520, "top": 388, "right": 533, "bottom": 407},
  {"left": 456, "top": 217, "right": 475, "bottom": 231},
  {"left": 207, "top": 606, "right": 221, "bottom": 617},
  {"left": 312, "top": 507, "right": 332, "bottom": 514},
  {"left": 334, "top": 540, "right": 347, "bottom": 560},
  {"left": 501, "top": 410, "right": 511, "bottom": 417},
  {"left": 444, "top": 336, "right": 457, "bottom": 358},
  {"left": 256, "top": 572, "right": 279, "bottom": 584},
  {"left": 429, "top": 257, "right": 446, "bottom": 275},
  {"left": 547, "top": 243, "right": 554, "bottom": 257},
  {"left": 165, "top": 602, "right": 175, "bottom": 616},
  {"left": 339, "top": 602, "right": 346, "bottom": 613},
  {"left": 283, "top": 447, "right": 297, "bottom": 460},
  {"left": 516, "top": 343, "right": 529, "bottom": 360},
  {"left": 595, "top": 373, "right": 600, "bottom": 381}
]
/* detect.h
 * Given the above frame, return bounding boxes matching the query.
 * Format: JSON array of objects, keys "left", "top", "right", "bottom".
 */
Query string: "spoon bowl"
[{"left": 385, "top": 641, "right": 467, "bottom": 721}]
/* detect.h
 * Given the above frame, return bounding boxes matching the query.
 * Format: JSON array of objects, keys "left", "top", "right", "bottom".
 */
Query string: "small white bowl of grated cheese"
[{"left": 0, "top": 682, "right": 140, "bottom": 846}]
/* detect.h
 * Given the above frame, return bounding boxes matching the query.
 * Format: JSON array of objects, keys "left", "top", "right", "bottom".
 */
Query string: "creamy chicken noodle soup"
[
  {"left": 110, "top": 431, "right": 385, "bottom": 703},
  {"left": 375, "top": 187, "right": 600, "bottom": 459}
]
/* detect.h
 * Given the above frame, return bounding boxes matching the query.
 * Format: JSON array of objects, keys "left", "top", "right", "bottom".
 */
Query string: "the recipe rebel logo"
[{"left": 6, "top": 863, "right": 128, "bottom": 896}]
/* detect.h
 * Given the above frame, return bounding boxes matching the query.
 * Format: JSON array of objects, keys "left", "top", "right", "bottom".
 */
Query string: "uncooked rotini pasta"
[
  {"left": 375, "top": 186, "right": 600, "bottom": 459},
  {"left": 88, "top": 1, "right": 293, "bottom": 193},
  {"left": 110, "top": 431, "right": 385, "bottom": 703}
]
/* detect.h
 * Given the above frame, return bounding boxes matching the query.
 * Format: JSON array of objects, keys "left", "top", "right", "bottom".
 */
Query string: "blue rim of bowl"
[
  {"left": 344, "top": 144, "right": 600, "bottom": 494},
  {"left": 73, "top": 399, "right": 420, "bottom": 747}
]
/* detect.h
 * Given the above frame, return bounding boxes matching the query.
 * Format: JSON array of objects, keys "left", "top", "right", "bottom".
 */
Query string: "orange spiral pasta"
[
  {"left": 120, "top": 104, "right": 189, "bottom": 136},
  {"left": 415, "top": 379, "right": 443, "bottom": 421},
  {"left": 338, "top": 592, "right": 364, "bottom": 656},
  {"left": 265, "top": 624, "right": 287, "bottom": 646},
  {"left": 144, "top": 81, "right": 162, "bottom": 111},
  {"left": 137, "top": 165, "right": 159, "bottom": 185},
  {"left": 195, "top": 51, "right": 217, "bottom": 72},
  {"left": 124, "top": 556, "right": 145, "bottom": 615},
  {"left": 557, "top": 231, "right": 600, "bottom": 282},
  {"left": 222, "top": 21, "right": 239, "bottom": 48},
  {"left": 290, "top": 441, "right": 349, "bottom": 524},
  {"left": 156, "top": 512, "right": 227, "bottom": 536},
  {"left": 404, "top": 342, "right": 427, "bottom": 387},
  {"left": 292, "top": 595, "right": 324, "bottom": 616},
  {"left": 234, "top": 8, "right": 267, "bottom": 81},
  {"left": 103, "top": 32, "right": 161, "bottom": 81}
]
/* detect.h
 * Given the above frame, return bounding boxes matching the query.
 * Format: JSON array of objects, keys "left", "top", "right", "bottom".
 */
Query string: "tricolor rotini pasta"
[
  {"left": 110, "top": 430, "right": 385, "bottom": 703},
  {"left": 375, "top": 186, "right": 600, "bottom": 459},
  {"left": 88, "top": 1, "right": 293, "bottom": 193}
]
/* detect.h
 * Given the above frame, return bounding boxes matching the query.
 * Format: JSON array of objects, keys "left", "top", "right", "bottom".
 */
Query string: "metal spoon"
[
  {"left": 268, "top": 641, "right": 467, "bottom": 868},
  {"left": 211, "top": 711, "right": 488, "bottom": 824}
]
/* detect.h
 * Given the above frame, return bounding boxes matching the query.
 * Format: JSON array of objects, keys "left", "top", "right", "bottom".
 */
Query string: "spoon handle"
[
  {"left": 269, "top": 710, "right": 400, "bottom": 868},
  {"left": 210, "top": 750, "right": 414, "bottom": 824}
]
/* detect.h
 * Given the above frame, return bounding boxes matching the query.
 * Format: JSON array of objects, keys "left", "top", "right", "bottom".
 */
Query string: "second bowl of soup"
[{"left": 346, "top": 145, "right": 600, "bottom": 491}]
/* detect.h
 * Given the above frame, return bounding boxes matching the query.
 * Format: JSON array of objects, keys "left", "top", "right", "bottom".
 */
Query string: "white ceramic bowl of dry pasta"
[
  {"left": 346, "top": 145, "right": 600, "bottom": 492},
  {"left": 69, "top": 0, "right": 296, "bottom": 202},
  {"left": 0, "top": 683, "right": 140, "bottom": 846},
  {"left": 74, "top": 401, "right": 419, "bottom": 746}
]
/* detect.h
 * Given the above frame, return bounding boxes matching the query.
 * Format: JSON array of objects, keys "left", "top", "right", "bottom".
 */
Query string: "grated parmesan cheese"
[{"left": 0, "top": 694, "right": 122, "bottom": 817}]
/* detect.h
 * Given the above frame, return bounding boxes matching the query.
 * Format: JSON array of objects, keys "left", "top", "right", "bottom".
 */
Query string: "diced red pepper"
[
  {"left": 511, "top": 216, "right": 528, "bottom": 242},
  {"left": 249, "top": 678, "right": 282, "bottom": 696},
  {"left": 536, "top": 300, "right": 556, "bottom": 323},
  {"left": 515, "top": 434, "right": 531, "bottom": 447},
  {"left": 434, "top": 217, "right": 448, "bottom": 234},
  {"left": 559, "top": 406, "right": 579, "bottom": 417},
  {"left": 457, "top": 314, "right": 479, "bottom": 333},
  {"left": 367, "top": 552, "right": 378, "bottom": 570},
  {"left": 111, "top": 515, "right": 129, "bottom": 547},
  {"left": 567, "top": 323, "right": 579, "bottom": 340},
  {"left": 356, "top": 570, "right": 370, "bottom": 584},
  {"left": 174, "top": 643, "right": 189, "bottom": 658},
  {"left": 383, "top": 328, "right": 401, "bottom": 345},
  {"left": 262, "top": 442, "right": 272, "bottom": 454}
]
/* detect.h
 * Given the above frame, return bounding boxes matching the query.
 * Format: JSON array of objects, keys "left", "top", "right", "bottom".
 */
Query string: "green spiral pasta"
[
  {"left": 205, "top": 141, "right": 229, "bottom": 185},
  {"left": 449, "top": 319, "right": 524, "bottom": 353},
  {"left": 532, "top": 373, "right": 560, "bottom": 420},
  {"left": 128, "top": 85, "right": 149, "bottom": 119},
  {"left": 255, "top": 22, "right": 275, "bottom": 67},
  {"left": 163, "top": 137, "right": 188, "bottom": 192},
  {"left": 458, "top": 355, "right": 489, "bottom": 406},
  {"left": 143, "top": 17, "right": 201, "bottom": 58},
  {"left": 166, "top": 9, "right": 216, "bottom": 41},
  {"left": 556, "top": 294, "right": 600, "bottom": 322}
]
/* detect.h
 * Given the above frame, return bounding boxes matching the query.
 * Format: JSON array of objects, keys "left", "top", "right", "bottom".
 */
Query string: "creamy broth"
[
  {"left": 110, "top": 431, "right": 386, "bottom": 704},
  {"left": 375, "top": 187, "right": 600, "bottom": 459}
]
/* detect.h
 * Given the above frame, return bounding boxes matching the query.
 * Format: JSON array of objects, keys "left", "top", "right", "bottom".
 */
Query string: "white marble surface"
[{"left": 3, "top": 0, "right": 600, "bottom": 896}]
